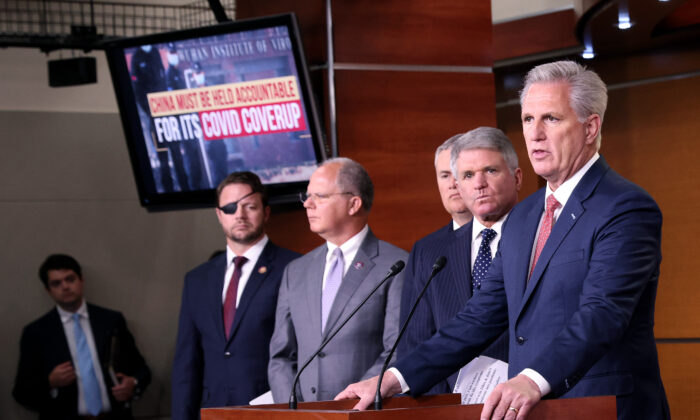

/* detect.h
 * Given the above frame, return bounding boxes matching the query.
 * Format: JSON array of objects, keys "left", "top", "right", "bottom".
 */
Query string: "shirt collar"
[
  {"left": 56, "top": 300, "right": 88, "bottom": 324},
  {"left": 326, "top": 224, "right": 369, "bottom": 262},
  {"left": 471, "top": 213, "right": 510, "bottom": 243},
  {"left": 226, "top": 234, "right": 269, "bottom": 267},
  {"left": 546, "top": 153, "right": 600, "bottom": 210}
]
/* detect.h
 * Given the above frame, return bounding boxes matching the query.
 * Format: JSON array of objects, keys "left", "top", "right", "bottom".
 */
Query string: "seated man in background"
[
  {"left": 13, "top": 254, "right": 151, "bottom": 420},
  {"left": 399, "top": 127, "right": 520, "bottom": 394},
  {"left": 172, "top": 171, "right": 300, "bottom": 418},
  {"left": 268, "top": 157, "right": 407, "bottom": 402}
]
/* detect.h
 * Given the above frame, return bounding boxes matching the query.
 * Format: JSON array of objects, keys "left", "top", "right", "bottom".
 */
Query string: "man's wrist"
[
  {"left": 387, "top": 368, "right": 410, "bottom": 394},
  {"left": 519, "top": 368, "right": 550, "bottom": 396}
]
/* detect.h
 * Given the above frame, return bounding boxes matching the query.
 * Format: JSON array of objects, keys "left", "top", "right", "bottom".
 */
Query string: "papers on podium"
[
  {"left": 453, "top": 356, "right": 508, "bottom": 404},
  {"left": 249, "top": 390, "right": 274, "bottom": 405}
]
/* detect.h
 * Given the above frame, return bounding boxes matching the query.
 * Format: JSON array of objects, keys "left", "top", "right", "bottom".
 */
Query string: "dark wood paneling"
[
  {"left": 658, "top": 342, "right": 700, "bottom": 419},
  {"left": 334, "top": 70, "right": 496, "bottom": 251},
  {"left": 235, "top": 0, "right": 327, "bottom": 65},
  {"left": 332, "top": 0, "right": 493, "bottom": 66},
  {"left": 267, "top": 209, "right": 324, "bottom": 254},
  {"left": 493, "top": 9, "right": 579, "bottom": 62}
]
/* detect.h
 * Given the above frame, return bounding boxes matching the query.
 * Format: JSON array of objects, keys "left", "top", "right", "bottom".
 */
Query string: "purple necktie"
[{"left": 321, "top": 248, "right": 344, "bottom": 331}]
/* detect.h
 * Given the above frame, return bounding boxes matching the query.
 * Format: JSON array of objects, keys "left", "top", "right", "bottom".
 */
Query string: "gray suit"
[{"left": 268, "top": 229, "right": 407, "bottom": 402}]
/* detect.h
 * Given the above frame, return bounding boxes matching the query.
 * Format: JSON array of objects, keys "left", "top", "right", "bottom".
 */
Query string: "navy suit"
[
  {"left": 13, "top": 304, "right": 151, "bottom": 420},
  {"left": 398, "top": 221, "right": 508, "bottom": 394},
  {"left": 395, "top": 157, "right": 669, "bottom": 419},
  {"left": 172, "top": 241, "right": 299, "bottom": 419}
]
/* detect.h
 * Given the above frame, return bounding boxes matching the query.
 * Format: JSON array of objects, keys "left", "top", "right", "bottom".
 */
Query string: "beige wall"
[{"left": 0, "top": 49, "right": 225, "bottom": 419}]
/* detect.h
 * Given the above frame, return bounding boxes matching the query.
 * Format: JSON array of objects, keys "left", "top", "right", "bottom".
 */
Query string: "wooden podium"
[{"left": 201, "top": 394, "right": 616, "bottom": 420}]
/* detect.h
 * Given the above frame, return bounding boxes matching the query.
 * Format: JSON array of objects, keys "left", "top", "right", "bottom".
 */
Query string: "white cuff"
[
  {"left": 520, "top": 368, "right": 551, "bottom": 396},
  {"left": 387, "top": 367, "right": 410, "bottom": 393}
]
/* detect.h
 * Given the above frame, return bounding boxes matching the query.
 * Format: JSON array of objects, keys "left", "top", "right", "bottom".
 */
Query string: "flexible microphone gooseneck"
[
  {"left": 288, "top": 260, "right": 406, "bottom": 409},
  {"left": 373, "top": 256, "right": 447, "bottom": 410}
]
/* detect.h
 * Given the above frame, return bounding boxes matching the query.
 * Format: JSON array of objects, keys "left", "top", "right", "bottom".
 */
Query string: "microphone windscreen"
[
  {"left": 390, "top": 260, "right": 405, "bottom": 275},
  {"left": 432, "top": 256, "right": 447, "bottom": 271}
]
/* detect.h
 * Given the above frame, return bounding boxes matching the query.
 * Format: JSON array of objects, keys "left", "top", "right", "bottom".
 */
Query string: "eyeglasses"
[
  {"left": 218, "top": 191, "right": 256, "bottom": 215},
  {"left": 299, "top": 191, "right": 354, "bottom": 203}
]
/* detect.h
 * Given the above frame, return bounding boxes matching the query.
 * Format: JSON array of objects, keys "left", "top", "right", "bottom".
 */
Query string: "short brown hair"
[{"left": 216, "top": 171, "right": 268, "bottom": 207}]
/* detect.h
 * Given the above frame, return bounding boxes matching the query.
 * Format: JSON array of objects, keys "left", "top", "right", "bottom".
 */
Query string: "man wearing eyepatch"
[{"left": 172, "top": 171, "right": 300, "bottom": 419}]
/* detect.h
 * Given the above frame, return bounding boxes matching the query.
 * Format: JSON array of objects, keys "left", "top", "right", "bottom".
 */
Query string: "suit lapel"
[
  {"left": 306, "top": 246, "right": 327, "bottom": 338},
  {"left": 322, "top": 231, "right": 378, "bottom": 338},
  {"left": 227, "top": 243, "right": 276, "bottom": 343},
  {"left": 87, "top": 305, "right": 110, "bottom": 371},
  {"left": 48, "top": 308, "right": 74, "bottom": 363},
  {"left": 517, "top": 158, "right": 609, "bottom": 319},
  {"left": 448, "top": 222, "right": 473, "bottom": 302},
  {"left": 207, "top": 255, "right": 228, "bottom": 342}
]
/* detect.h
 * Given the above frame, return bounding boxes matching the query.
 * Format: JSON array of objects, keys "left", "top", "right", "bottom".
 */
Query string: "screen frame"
[{"left": 104, "top": 13, "right": 327, "bottom": 211}]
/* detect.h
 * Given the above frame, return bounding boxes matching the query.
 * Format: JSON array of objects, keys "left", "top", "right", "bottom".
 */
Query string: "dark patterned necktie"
[
  {"left": 472, "top": 228, "right": 497, "bottom": 293},
  {"left": 223, "top": 256, "right": 248, "bottom": 339}
]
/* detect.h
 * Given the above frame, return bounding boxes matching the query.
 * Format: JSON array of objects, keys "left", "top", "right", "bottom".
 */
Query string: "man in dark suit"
[
  {"left": 268, "top": 158, "right": 407, "bottom": 402},
  {"left": 172, "top": 171, "right": 299, "bottom": 418},
  {"left": 336, "top": 61, "right": 669, "bottom": 420},
  {"left": 13, "top": 254, "right": 151, "bottom": 420},
  {"left": 399, "top": 128, "right": 521, "bottom": 394}
]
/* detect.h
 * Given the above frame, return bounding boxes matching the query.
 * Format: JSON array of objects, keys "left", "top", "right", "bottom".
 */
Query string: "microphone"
[
  {"left": 373, "top": 256, "right": 447, "bottom": 410},
  {"left": 289, "top": 260, "right": 406, "bottom": 409}
]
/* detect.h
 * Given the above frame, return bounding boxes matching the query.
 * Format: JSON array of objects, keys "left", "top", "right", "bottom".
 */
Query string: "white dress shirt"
[
  {"left": 56, "top": 301, "right": 111, "bottom": 414},
  {"left": 222, "top": 235, "right": 269, "bottom": 307},
  {"left": 470, "top": 215, "right": 509, "bottom": 269}
]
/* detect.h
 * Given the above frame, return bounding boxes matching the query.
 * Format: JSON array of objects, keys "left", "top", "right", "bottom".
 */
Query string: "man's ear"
[
  {"left": 584, "top": 114, "right": 601, "bottom": 145},
  {"left": 348, "top": 196, "right": 363, "bottom": 216}
]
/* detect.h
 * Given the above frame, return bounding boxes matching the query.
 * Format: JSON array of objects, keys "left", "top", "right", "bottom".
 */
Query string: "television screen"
[{"left": 104, "top": 13, "right": 326, "bottom": 211}]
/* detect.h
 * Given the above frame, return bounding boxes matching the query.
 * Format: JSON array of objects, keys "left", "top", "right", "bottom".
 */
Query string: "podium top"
[{"left": 201, "top": 394, "right": 616, "bottom": 420}]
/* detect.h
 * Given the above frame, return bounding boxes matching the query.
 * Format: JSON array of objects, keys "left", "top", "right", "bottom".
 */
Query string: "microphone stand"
[
  {"left": 289, "top": 260, "right": 406, "bottom": 409},
  {"left": 374, "top": 256, "right": 446, "bottom": 410}
]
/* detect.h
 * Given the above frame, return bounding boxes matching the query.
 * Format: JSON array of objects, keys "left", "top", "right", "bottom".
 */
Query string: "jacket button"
[
  {"left": 311, "top": 387, "right": 316, "bottom": 394},
  {"left": 516, "top": 336, "right": 525, "bottom": 345},
  {"left": 318, "top": 351, "right": 325, "bottom": 358},
  {"left": 224, "top": 351, "right": 231, "bottom": 358}
]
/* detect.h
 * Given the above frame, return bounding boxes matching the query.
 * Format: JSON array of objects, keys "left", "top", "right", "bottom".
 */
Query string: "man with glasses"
[
  {"left": 268, "top": 157, "right": 407, "bottom": 403},
  {"left": 172, "top": 171, "right": 299, "bottom": 419}
]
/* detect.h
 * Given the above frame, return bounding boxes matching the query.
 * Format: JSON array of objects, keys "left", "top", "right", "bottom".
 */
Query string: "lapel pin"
[
  {"left": 571, "top": 213, "right": 576, "bottom": 220},
  {"left": 258, "top": 266, "right": 267, "bottom": 274},
  {"left": 354, "top": 261, "right": 364, "bottom": 270}
]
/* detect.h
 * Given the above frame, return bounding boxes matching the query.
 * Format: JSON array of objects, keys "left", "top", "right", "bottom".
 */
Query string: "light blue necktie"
[
  {"left": 73, "top": 313, "right": 102, "bottom": 416},
  {"left": 321, "top": 247, "right": 344, "bottom": 332}
]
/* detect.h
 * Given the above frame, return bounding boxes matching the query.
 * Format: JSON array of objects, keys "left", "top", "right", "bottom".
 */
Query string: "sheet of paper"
[
  {"left": 453, "top": 356, "right": 509, "bottom": 405},
  {"left": 249, "top": 390, "right": 274, "bottom": 405}
]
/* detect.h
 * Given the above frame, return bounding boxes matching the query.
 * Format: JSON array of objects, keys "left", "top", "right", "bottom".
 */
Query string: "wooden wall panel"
[
  {"left": 332, "top": 0, "right": 492, "bottom": 66},
  {"left": 334, "top": 70, "right": 495, "bottom": 251},
  {"left": 493, "top": 9, "right": 579, "bottom": 62},
  {"left": 657, "top": 342, "right": 700, "bottom": 419}
]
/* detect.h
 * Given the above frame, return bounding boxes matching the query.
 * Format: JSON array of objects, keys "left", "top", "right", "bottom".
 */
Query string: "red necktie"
[
  {"left": 530, "top": 194, "right": 561, "bottom": 277},
  {"left": 223, "top": 256, "right": 247, "bottom": 339}
]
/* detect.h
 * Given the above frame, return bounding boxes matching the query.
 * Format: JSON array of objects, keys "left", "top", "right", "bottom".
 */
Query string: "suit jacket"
[
  {"left": 13, "top": 304, "right": 151, "bottom": 420},
  {"left": 172, "top": 241, "right": 299, "bottom": 419},
  {"left": 268, "top": 229, "right": 407, "bottom": 402},
  {"left": 395, "top": 157, "right": 669, "bottom": 420},
  {"left": 398, "top": 221, "right": 508, "bottom": 394}
]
